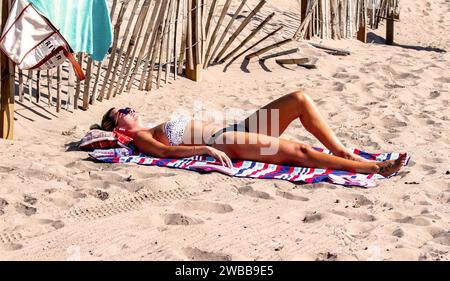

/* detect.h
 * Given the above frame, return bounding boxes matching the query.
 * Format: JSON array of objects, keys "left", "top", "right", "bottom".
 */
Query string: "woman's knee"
[
  {"left": 286, "top": 142, "right": 313, "bottom": 162},
  {"left": 290, "top": 90, "right": 311, "bottom": 105},
  {"left": 280, "top": 142, "right": 313, "bottom": 165}
]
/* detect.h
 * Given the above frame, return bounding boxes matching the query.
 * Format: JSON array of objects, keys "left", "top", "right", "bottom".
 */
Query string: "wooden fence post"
[
  {"left": 386, "top": 11, "right": 394, "bottom": 45},
  {"left": 300, "top": 0, "right": 309, "bottom": 40},
  {"left": 357, "top": 23, "right": 367, "bottom": 43},
  {"left": 0, "top": 0, "right": 14, "bottom": 140},
  {"left": 185, "top": 0, "right": 202, "bottom": 81}
]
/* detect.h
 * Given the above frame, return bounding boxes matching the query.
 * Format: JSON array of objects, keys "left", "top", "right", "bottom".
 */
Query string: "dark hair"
[{"left": 90, "top": 107, "right": 116, "bottom": 131}]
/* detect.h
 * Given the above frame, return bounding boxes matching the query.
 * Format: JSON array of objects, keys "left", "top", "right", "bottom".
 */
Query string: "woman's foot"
[{"left": 375, "top": 153, "right": 408, "bottom": 177}]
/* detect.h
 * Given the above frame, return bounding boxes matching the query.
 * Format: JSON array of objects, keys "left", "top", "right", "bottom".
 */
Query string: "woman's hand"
[{"left": 202, "top": 146, "right": 233, "bottom": 168}]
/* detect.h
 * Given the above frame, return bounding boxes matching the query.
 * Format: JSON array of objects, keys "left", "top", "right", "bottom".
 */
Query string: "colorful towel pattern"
[{"left": 89, "top": 147, "right": 410, "bottom": 188}]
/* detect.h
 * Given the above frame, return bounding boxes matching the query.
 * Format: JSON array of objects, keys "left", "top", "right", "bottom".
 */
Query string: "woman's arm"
[{"left": 133, "top": 130, "right": 232, "bottom": 167}]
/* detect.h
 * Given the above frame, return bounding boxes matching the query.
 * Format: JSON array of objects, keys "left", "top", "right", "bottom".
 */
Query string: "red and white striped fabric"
[
  {"left": 0, "top": 0, "right": 84, "bottom": 80},
  {"left": 89, "top": 147, "right": 412, "bottom": 188}
]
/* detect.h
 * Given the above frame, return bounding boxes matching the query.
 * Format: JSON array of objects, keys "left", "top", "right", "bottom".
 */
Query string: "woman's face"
[{"left": 110, "top": 107, "right": 140, "bottom": 130}]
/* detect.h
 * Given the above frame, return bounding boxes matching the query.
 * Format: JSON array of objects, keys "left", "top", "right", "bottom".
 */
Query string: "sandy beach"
[{"left": 0, "top": 0, "right": 449, "bottom": 261}]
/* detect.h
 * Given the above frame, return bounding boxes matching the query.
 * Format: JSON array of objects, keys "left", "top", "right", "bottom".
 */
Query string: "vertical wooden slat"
[
  {"left": 74, "top": 53, "right": 83, "bottom": 110},
  {"left": 110, "top": 0, "right": 118, "bottom": 21},
  {"left": 114, "top": 0, "right": 152, "bottom": 97},
  {"left": 204, "top": 0, "right": 217, "bottom": 39},
  {"left": 199, "top": 0, "right": 204, "bottom": 65},
  {"left": 206, "top": 0, "right": 246, "bottom": 66},
  {"left": 174, "top": 0, "right": 182, "bottom": 79},
  {"left": 143, "top": 0, "right": 170, "bottom": 91},
  {"left": 194, "top": 0, "right": 200, "bottom": 65},
  {"left": 186, "top": 0, "right": 194, "bottom": 71},
  {"left": 47, "top": 70, "right": 52, "bottom": 107},
  {"left": 126, "top": 0, "right": 163, "bottom": 91},
  {"left": 56, "top": 66, "right": 61, "bottom": 113},
  {"left": 36, "top": 70, "right": 41, "bottom": 103},
  {"left": 82, "top": 57, "right": 93, "bottom": 110},
  {"left": 177, "top": 0, "right": 188, "bottom": 76},
  {"left": 90, "top": 61, "right": 101, "bottom": 105},
  {"left": 319, "top": 0, "right": 324, "bottom": 39},
  {"left": 158, "top": 0, "right": 175, "bottom": 88},
  {"left": 18, "top": 69, "right": 24, "bottom": 102},
  {"left": 312, "top": 1, "right": 316, "bottom": 37},
  {"left": 330, "top": 0, "right": 335, "bottom": 39},
  {"left": 203, "top": 0, "right": 233, "bottom": 68},
  {"left": 66, "top": 66, "right": 75, "bottom": 111},
  {"left": 27, "top": 70, "right": 33, "bottom": 102},
  {"left": 104, "top": 0, "right": 137, "bottom": 100},
  {"left": 346, "top": 0, "right": 350, "bottom": 38},
  {"left": 165, "top": 0, "right": 176, "bottom": 83},
  {"left": 91, "top": 0, "right": 121, "bottom": 103}
]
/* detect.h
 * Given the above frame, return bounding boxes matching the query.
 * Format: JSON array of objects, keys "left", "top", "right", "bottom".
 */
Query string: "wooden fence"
[
  {"left": 294, "top": 0, "right": 400, "bottom": 42},
  {"left": 1, "top": 0, "right": 399, "bottom": 140}
]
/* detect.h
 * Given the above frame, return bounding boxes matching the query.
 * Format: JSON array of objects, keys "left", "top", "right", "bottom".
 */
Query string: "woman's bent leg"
[{"left": 240, "top": 91, "right": 367, "bottom": 161}]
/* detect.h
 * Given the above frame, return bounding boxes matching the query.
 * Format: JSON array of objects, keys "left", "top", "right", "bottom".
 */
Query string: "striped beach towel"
[{"left": 89, "top": 147, "right": 410, "bottom": 188}]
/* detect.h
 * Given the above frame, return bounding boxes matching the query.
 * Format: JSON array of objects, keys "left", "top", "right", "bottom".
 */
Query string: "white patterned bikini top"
[{"left": 163, "top": 116, "right": 192, "bottom": 146}]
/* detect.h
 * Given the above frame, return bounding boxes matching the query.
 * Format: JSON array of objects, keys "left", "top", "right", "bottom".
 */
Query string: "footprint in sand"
[
  {"left": 182, "top": 247, "right": 232, "bottom": 261},
  {"left": 15, "top": 203, "right": 37, "bottom": 216},
  {"left": 0, "top": 243, "right": 23, "bottom": 251},
  {"left": 380, "top": 132, "right": 400, "bottom": 141},
  {"left": 176, "top": 200, "right": 233, "bottom": 214},
  {"left": 88, "top": 171, "right": 128, "bottom": 182},
  {"left": 315, "top": 252, "right": 338, "bottom": 261},
  {"left": 275, "top": 190, "right": 309, "bottom": 201},
  {"left": 302, "top": 212, "right": 323, "bottom": 223},
  {"left": 24, "top": 195, "right": 37, "bottom": 205},
  {"left": 0, "top": 166, "right": 15, "bottom": 173},
  {"left": 381, "top": 115, "right": 408, "bottom": 128},
  {"left": 395, "top": 216, "right": 431, "bottom": 226},
  {"left": 429, "top": 91, "right": 441, "bottom": 99},
  {"left": 421, "top": 164, "right": 437, "bottom": 175},
  {"left": 0, "top": 198, "right": 8, "bottom": 213},
  {"left": 431, "top": 232, "right": 450, "bottom": 247},
  {"left": 333, "top": 82, "right": 346, "bottom": 92},
  {"left": 237, "top": 186, "right": 272, "bottom": 200},
  {"left": 163, "top": 213, "right": 203, "bottom": 226},
  {"left": 392, "top": 228, "right": 405, "bottom": 238},
  {"left": 330, "top": 210, "right": 376, "bottom": 222},
  {"left": 65, "top": 160, "right": 101, "bottom": 173},
  {"left": 38, "top": 219, "right": 65, "bottom": 230},
  {"left": 94, "top": 190, "right": 109, "bottom": 201},
  {"left": 345, "top": 223, "right": 375, "bottom": 239},
  {"left": 336, "top": 192, "right": 374, "bottom": 206},
  {"left": 20, "top": 169, "right": 68, "bottom": 183},
  {"left": 350, "top": 105, "right": 369, "bottom": 112}
]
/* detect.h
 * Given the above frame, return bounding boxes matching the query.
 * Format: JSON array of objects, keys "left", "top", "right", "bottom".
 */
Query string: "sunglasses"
[
  {"left": 115, "top": 107, "right": 135, "bottom": 125},
  {"left": 118, "top": 107, "right": 135, "bottom": 115}
]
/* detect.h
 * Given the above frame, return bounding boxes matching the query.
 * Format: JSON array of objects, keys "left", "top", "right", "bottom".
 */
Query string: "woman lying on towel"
[{"left": 91, "top": 91, "right": 407, "bottom": 178}]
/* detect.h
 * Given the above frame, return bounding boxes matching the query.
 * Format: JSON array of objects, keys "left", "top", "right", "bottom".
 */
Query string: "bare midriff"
[
  {"left": 150, "top": 120, "right": 224, "bottom": 146},
  {"left": 182, "top": 120, "right": 224, "bottom": 146}
]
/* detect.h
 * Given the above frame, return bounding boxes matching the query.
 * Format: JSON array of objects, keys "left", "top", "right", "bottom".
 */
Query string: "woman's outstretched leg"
[{"left": 214, "top": 133, "right": 406, "bottom": 177}]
